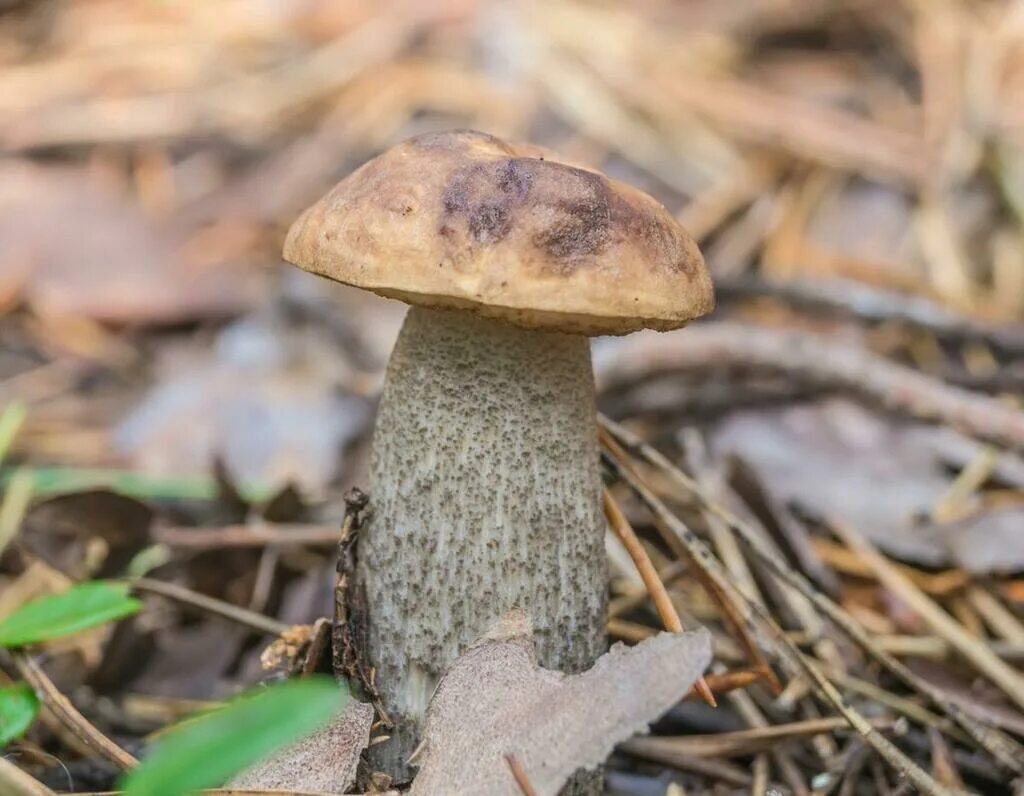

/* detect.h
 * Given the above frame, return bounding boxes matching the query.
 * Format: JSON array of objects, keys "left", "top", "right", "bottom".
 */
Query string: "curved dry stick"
[
  {"left": 597, "top": 322, "right": 1024, "bottom": 452},
  {"left": 13, "top": 653, "right": 138, "bottom": 770},
  {"left": 715, "top": 277, "right": 1024, "bottom": 356}
]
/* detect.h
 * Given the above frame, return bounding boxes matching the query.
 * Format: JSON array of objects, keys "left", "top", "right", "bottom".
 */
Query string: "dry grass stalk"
[
  {"left": 829, "top": 519, "right": 1024, "bottom": 712},
  {"left": 600, "top": 428, "right": 780, "bottom": 696},
  {"left": 602, "top": 487, "right": 716, "bottom": 707},
  {"left": 599, "top": 415, "right": 1024, "bottom": 774},
  {"left": 617, "top": 480, "right": 963, "bottom": 796}
]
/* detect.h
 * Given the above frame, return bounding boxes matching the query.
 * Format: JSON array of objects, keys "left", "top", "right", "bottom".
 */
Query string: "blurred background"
[
  {"left": 1, "top": 0, "right": 1022, "bottom": 494},
  {"left": 1, "top": 0, "right": 1023, "bottom": 492},
  {"left": 2, "top": 1, "right": 1024, "bottom": 792}
]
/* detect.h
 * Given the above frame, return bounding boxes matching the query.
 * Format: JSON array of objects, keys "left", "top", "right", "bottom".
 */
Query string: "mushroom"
[{"left": 284, "top": 130, "right": 714, "bottom": 776}]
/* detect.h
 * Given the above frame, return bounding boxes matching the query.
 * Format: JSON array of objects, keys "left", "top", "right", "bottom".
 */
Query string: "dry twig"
[
  {"left": 829, "top": 520, "right": 1024, "bottom": 712},
  {"left": 715, "top": 276, "right": 1024, "bottom": 355},
  {"left": 12, "top": 653, "right": 138, "bottom": 770},
  {"left": 602, "top": 487, "right": 716, "bottom": 707},
  {"left": 599, "top": 415, "right": 1024, "bottom": 774},
  {"left": 0, "top": 757, "right": 56, "bottom": 796},
  {"left": 598, "top": 322, "right": 1024, "bottom": 452},
  {"left": 131, "top": 578, "right": 288, "bottom": 636}
]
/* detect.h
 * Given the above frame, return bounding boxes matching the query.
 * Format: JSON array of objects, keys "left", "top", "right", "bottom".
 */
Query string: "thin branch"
[
  {"left": 0, "top": 758, "right": 57, "bottom": 796},
  {"left": 597, "top": 322, "right": 1024, "bottom": 452},
  {"left": 12, "top": 653, "right": 138, "bottom": 770},
  {"left": 715, "top": 276, "right": 1024, "bottom": 356},
  {"left": 131, "top": 578, "right": 288, "bottom": 636}
]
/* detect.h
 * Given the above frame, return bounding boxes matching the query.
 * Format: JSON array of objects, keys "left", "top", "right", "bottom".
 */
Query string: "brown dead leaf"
[
  {"left": 410, "top": 611, "right": 712, "bottom": 796},
  {"left": 230, "top": 700, "right": 374, "bottom": 793},
  {"left": 116, "top": 311, "right": 372, "bottom": 493},
  {"left": 713, "top": 399, "right": 952, "bottom": 564},
  {"left": 18, "top": 489, "right": 153, "bottom": 580},
  {"left": 0, "top": 161, "right": 262, "bottom": 325},
  {"left": 712, "top": 398, "right": 1024, "bottom": 572},
  {"left": 939, "top": 508, "right": 1024, "bottom": 575},
  {"left": 129, "top": 621, "right": 247, "bottom": 700}
]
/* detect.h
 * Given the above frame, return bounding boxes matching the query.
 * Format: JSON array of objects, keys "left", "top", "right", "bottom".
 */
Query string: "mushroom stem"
[{"left": 358, "top": 306, "right": 608, "bottom": 776}]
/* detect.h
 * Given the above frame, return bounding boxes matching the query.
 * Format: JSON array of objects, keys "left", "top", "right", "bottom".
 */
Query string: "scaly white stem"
[{"left": 358, "top": 306, "right": 608, "bottom": 777}]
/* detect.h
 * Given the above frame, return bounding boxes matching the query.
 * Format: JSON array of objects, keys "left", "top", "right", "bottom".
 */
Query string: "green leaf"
[
  {"left": 0, "top": 465, "right": 273, "bottom": 503},
  {"left": 120, "top": 677, "right": 347, "bottom": 796},
  {"left": 0, "top": 581, "right": 142, "bottom": 648},
  {"left": 0, "top": 684, "right": 40, "bottom": 747},
  {"left": 0, "top": 401, "right": 27, "bottom": 466}
]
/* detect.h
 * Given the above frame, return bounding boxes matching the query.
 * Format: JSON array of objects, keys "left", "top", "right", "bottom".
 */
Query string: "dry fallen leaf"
[
  {"left": 19, "top": 489, "right": 153, "bottom": 580},
  {"left": 939, "top": 508, "right": 1024, "bottom": 575},
  {"left": 410, "top": 610, "right": 711, "bottom": 796},
  {"left": 116, "top": 310, "right": 372, "bottom": 493},
  {"left": 712, "top": 398, "right": 1024, "bottom": 572},
  {"left": 230, "top": 699, "right": 374, "bottom": 793},
  {"left": 0, "top": 160, "right": 262, "bottom": 325}
]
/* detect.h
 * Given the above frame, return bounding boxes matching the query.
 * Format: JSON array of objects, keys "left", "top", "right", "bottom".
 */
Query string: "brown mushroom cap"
[{"left": 284, "top": 130, "right": 714, "bottom": 335}]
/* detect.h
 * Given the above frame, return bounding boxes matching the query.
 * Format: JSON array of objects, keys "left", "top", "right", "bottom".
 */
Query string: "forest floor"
[{"left": 1, "top": 1, "right": 1024, "bottom": 794}]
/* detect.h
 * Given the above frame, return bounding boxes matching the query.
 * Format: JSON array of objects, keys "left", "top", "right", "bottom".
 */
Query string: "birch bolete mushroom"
[{"left": 284, "top": 130, "right": 714, "bottom": 775}]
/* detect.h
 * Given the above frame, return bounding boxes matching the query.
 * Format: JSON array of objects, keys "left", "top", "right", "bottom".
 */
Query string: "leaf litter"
[{"left": 0, "top": 1, "right": 1023, "bottom": 794}]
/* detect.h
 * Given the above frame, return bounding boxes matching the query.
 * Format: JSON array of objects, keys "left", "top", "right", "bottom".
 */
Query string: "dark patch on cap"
[
  {"left": 609, "top": 192, "right": 696, "bottom": 276},
  {"left": 441, "top": 157, "right": 537, "bottom": 245},
  {"left": 468, "top": 201, "right": 512, "bottom": 244},
  {"left": 442, "top": 181, "right": 470, "bottom": 214},
  {"left": 433, "top": 141, "right": 698, "bottom": 276},
  {"left": 532, "top": 168, "right": 613, "bottom": 265},
  {"left": 496, "top": 159, "right": 533, "bottom": 200}
]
